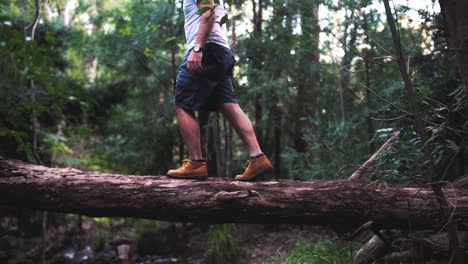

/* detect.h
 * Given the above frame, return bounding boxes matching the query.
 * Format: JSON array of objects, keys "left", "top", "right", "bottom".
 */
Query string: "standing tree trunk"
[
  {"left": 199, "top": 112, "right": 216, "bottom": 177},
  {"left": 439, "top": 0, "right": 468, "bottom": 108},
  {"left": 294, "top": 1, "right": 320, "bottom": 153},
  {"left": 43, "top": 0, "right": 52, "bottom": 21},
  {"left": 362, "top": 12, "right": 376, "bottom": 154},
  {"left": 223, "top": 116, "right": 233, "bottom": 178},
  {"left": 251, "top": 0, "right": 264, "bottom": 148},
  {"left": 84, "top": 1, "right": 101, "bottom": 83},
  {"left": 213, "top": 113, "right": 223, "bottom": 177},
  {"left": 338, "top": 9, "right": 359, "bottom": 125},
  {"left": 439, "top": 0, "right": 468, "bottom": 179},
  {"left": 273, "top": 96, "right": 282, "bottom": 179},
  {"left": 56, "top": 0, "right": 77, "bottom": 27}
]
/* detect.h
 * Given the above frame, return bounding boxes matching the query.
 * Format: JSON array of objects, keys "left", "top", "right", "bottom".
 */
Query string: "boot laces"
[
  {"left": 181, "top": 159, "right": 191, "bottom": 169},
  {"left": 243, "top": 159, "right": 255, "bottom": 170}
]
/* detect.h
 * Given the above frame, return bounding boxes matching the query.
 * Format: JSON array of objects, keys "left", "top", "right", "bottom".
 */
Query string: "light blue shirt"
[{"left": 183, "top": 0, "right": 230, "bottom": 50}]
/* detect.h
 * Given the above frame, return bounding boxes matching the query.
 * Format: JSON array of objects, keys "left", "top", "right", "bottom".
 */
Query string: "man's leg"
[
  {"left": 166, "top": 106, "right": 207, "bottom": 179},
  {"left": 219, "top": 103, "right": 272, "bottom": 181},
  {"left": 175, "top": 106, "right": 203, "bottom": 160},
  {"left": 219, "top": 103, "right": 262, "bottom": 156}
]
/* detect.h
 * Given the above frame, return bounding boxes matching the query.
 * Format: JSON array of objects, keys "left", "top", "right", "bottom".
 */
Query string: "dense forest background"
[{"left": 1, "top": 0, "right": 467, "bottom": 263}]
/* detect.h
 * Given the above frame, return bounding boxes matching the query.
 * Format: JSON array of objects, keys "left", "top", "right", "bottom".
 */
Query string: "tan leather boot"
[
  {"left": 235, "top": 155, "right": 273, "bottom": 181},
  {"left": 166, "top": 159, "right": 208, "bottom": 180}
]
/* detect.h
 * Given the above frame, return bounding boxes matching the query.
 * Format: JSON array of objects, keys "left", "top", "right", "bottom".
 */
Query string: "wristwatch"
[{"left": 193, "top": 44, "right": 203, "bottom": 53}]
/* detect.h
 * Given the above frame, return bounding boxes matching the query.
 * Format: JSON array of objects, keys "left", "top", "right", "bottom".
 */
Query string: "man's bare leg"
[
  {"left": 219, "top": 103, "right": 262, "bottom": 156},
  {"left": 175, "top": 106, "right": 203, "bottom": 160}
]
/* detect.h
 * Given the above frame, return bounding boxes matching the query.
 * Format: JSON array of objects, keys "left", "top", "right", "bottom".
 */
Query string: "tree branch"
[{"left": 349, "top": 131, "right": 400, "bottom": 180}]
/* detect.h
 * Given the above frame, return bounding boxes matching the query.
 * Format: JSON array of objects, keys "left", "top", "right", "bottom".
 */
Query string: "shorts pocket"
[
  {"left": 175, "top": 71, "right": 199, "bottom": 107},
  {"left": 213, "top": 49, "right": 235, "bottom": 76}
]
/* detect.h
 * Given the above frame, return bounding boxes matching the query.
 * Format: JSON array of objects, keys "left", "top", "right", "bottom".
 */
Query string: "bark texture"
[
  {"left": 355, "top": 235, "right": 388, "bottom": 264},
  {"left": 440, "top": 0, "right": 468, "bottom": 107},
  {"left": 1, "top": 157, "right": 468, "bottom": 231}
]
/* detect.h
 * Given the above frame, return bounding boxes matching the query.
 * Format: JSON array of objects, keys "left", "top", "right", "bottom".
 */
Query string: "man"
[{"left": 166, "top": 0, "right": 272, "bottom": 181}]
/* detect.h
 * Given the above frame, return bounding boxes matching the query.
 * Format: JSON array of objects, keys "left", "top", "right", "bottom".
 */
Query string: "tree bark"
[
  {"left": 439, "top": 0, "right": 468, "bottom": 108},
  {"left": 355, "top": 235, "right": 389, "bottom": 264},
  {"left": 199, "top": 112, "right": 218, "bottom": 177},
  {"left": 1, "top": 157, "right": 467, "bottom": 230}
]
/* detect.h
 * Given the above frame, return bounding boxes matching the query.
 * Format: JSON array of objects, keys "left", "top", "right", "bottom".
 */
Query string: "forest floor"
[
  {"left": 237, "top": 224, "right": 334, "bottom": 263},
  {"left": 0, "top": 211, "right": 337, "bottom": 264}
]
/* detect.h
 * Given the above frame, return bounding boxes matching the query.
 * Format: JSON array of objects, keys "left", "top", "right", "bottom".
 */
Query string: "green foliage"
[
  {"left": 80, "top": 0, "right": 185, "bottom": 175},
  {"left": 207, "top": 224, "right": 241, "bottom": 264},
  {"left": 0, "top": 4, "right": 92, "bottom": 162},
  {"left": 282, "top": 148, "right": 316, "bottom": 180},
  {"left": 1, "top": 0, "right": 466, "bottom": 182},
  {"left": 92, "top": 229, "right": 109, "bottom": 252},
  {"left": 2, "top": 0, "right": 464, "bottom": 183},
  {"left": 277, "top": 238, "right": 356, "bottom": 264},
  {"left": 134, "top": 219, "right": 161, "bottom": 235}
]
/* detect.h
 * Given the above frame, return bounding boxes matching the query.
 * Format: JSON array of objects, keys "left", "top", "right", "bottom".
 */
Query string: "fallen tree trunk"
[
  {"left": 355, "top": 235, "right": 388, "bottom": 264},
  {"left": 0, "top": 157, "right": 467, "bottom": 231}
]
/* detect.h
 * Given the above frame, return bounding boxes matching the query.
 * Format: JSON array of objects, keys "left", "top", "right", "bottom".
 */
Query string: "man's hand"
[{"left": 187, "top": 50, "right": 203, "bottom": 73}]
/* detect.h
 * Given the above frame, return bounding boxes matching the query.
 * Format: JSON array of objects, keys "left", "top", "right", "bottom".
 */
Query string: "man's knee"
[
  {"left": 175, "top": 105, "right": 195, "bottom": 117},
  {"left": 220, "top": 103, "right": 240, "bottom": 115}
]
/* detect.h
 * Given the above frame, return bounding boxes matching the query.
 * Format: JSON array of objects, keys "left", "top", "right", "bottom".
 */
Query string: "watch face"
[{"left": 193, "top": 45, "right": 201, "bottom": 52}]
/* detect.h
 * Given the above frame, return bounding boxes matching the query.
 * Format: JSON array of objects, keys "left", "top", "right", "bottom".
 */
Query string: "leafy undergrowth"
[
  {"left": 207, "top": 224, "right": 242, "bottom": 264},
  {"left": 275, "top": 238, "right": 357, "bottom": 264}
]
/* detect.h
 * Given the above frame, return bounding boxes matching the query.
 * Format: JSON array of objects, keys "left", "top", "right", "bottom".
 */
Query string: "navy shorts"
[{"left": 174, "top": 42, "right": 238, "bottom": 112}]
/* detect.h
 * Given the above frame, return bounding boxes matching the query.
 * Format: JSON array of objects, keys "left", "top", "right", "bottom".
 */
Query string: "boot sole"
[
  {"left": 235, "top": 166, "right": 273, "bottom": 182},
  {"left": 166, "top": 173, "right": 208, "bottom": 180}
]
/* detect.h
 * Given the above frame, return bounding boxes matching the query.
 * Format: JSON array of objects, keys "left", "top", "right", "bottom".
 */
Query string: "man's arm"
[{"left": 187, "top": 0, "right": 216, "bottom": 72}]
